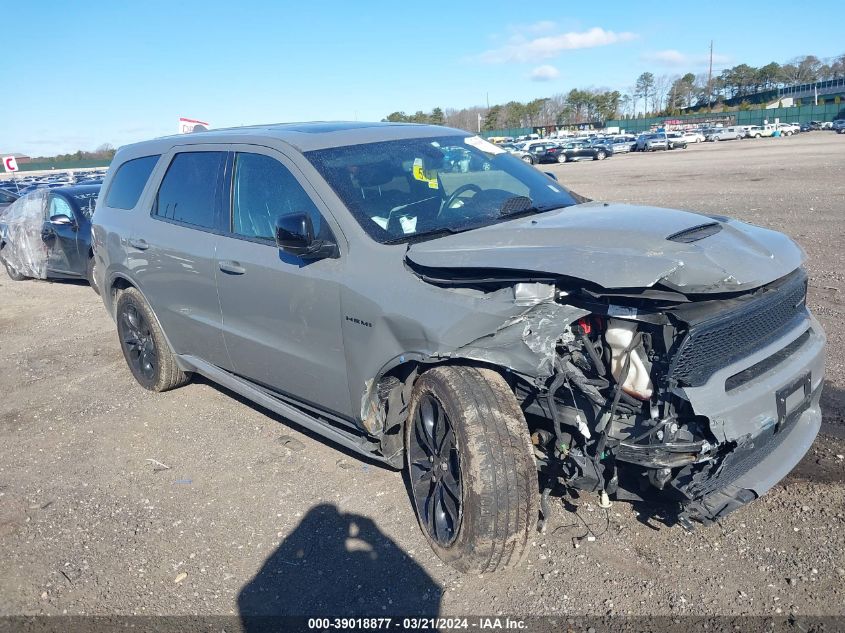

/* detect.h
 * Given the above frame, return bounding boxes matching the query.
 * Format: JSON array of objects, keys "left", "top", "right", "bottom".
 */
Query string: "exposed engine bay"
[{"left": 509, "top": 267, "right": 817, "bottom": 529}]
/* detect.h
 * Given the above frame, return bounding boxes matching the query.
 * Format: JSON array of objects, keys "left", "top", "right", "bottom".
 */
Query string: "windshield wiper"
[
  {"left": 498, "top": 203, "right": 569, "bottom": 219},
  {"left": 384, "top": 227, "right": 466, "bottom": 245}
]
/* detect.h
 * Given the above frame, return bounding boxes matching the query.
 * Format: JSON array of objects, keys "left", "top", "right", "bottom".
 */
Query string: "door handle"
[
  {"left": 128, "top": 238, "right": 149, "bottom": 250},
  {"left": 219, "top": 260, "right": 246, "bottom": 275}
]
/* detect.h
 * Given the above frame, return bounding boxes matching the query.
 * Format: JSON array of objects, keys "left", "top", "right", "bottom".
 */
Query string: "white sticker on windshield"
[
  {"left": 399, "top": 215, "right": 418, "bottom": 234},
  {"left": 464, "top": 135, "right": 505, "bottom": 155}
]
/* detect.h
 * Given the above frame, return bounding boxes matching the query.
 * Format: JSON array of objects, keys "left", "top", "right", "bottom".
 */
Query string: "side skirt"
[{"left": 179, "top": 355, "right": 397, "bottom": 467}]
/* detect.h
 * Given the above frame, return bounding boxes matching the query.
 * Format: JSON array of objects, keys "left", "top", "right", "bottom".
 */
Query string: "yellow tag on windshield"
[{"left": 412, "top": 158, "right": 439, "bottom": 189}]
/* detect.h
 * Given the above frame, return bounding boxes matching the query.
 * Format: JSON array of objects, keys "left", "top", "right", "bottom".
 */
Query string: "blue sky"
[{"left": 2, "top": 0, "right": 841, "bottom": 155}]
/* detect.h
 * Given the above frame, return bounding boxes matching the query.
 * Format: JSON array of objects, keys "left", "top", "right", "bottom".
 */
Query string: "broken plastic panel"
[{"left": 0, "top": 191, "right": 49, "bottom": 279}]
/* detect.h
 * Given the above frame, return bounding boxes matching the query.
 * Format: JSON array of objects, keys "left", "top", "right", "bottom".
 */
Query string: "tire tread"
[{"left": 408, "top": 365, "right": 537, "bottom": 573}]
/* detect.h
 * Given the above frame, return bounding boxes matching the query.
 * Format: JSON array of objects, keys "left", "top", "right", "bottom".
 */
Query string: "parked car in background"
[
  {"left": 509, "top": 142, "right": 561, "bottom": 165},
  {"left": 747, "top": 125, "right": 776, "bottom": 138},
  {"left": 558, "top": 140, "right": 611, "bottom": 161},
  {"left": 838, "top": 126, "right": 845, "bottom": 135},
  {"left": 820, "top": 122, "right": 833, "bottom": 130},
  {"left": 665, "top": 132, "right": 689, "bottom": 149},
  {"left": 678, "top": 131, "right": 705, "bottom": 143},
  {"left": 707, "top": 127, "right": 744, "bottom": 141},
  {"left": 0, "top": 188, "right": 19, "bottom": 212},
  {"left": 832, "top": 119, "right": 845, "bottom": 132},
  {"left": 776, "top": 123, "right": 800, "bottom": 136},
  {"left": 0, "top": 185, "right": 100, "bottom": 290},
  {"left": 808, "top": 121, "right": 823, "bottom": 130},
  {"left": 528, "top": 143, "right": 566, "bottom": 164},
  {"left": 636, "top": 133, "right": 670, "bottom": 151},
  {"left": 799, "top": 123, "right": 812, "bottom": 132},
  {"left": 587, "top": 137, "right": 616, "bottom": 155},
  {"left": 605, "top": 136, "right": 633, "bottom": 154}
]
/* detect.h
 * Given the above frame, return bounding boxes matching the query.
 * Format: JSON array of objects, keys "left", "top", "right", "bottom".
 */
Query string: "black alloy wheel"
[
  {"left": 408, "top": 393, "right": 462, "bottom": 546},
  {"left": 118, "top": 303, "right": 158, "bottom": 386}
]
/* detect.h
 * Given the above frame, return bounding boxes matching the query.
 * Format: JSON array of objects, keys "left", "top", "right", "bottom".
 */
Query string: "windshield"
[{"left": 306, "top": 135, "right": 582, "bottom": 244}]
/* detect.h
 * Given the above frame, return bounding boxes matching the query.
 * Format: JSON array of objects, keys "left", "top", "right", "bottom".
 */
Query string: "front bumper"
[
  {"left": 675, "top": 312, "right": 826, "bottom": 524},
  {"left": 678, "top": 391, "right": 821, "bottom": 525}
]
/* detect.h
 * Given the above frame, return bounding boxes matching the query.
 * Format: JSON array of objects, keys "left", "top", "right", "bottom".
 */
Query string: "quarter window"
[
  {"left": 154, "top": 151, "right": 225, "bottom": 229},
  {"left": 105, "top": 155, "right": 159, "bottom": 210},
  {"left": 231, "top": 152, "right": 326, "bottom": 241}
]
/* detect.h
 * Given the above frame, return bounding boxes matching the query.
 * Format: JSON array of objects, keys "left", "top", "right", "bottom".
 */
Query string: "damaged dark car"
[{"left": 92, "top": 122, "right": 826, "bottom": 574}]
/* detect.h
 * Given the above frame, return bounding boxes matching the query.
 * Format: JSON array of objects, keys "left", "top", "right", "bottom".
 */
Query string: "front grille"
[
  {"left": 725, "top": 329, "right": 811, "bottom": 391},
  {"left": 668, "top": 271, "right": 808, "bottom": 387}
]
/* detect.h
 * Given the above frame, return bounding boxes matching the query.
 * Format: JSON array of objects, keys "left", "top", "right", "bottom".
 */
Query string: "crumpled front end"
[
  {"left": 398, "top": 259, "right": 825, "bottom": 527},
  {"left": 519, "top": 267, "right": 825, "bottom": 526}
]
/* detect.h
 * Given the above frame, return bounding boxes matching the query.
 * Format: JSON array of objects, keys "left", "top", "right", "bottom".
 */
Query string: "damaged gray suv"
[{"left": 92, "top": 122, "right": 825, "bottom": 573}]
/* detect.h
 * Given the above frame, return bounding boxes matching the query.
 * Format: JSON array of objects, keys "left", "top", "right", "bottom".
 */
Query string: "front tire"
[
  {"left": 406, "top": 366, "right": 537, "bottom": 573},
  {"left": 595, "top": 151, "right": 606, "bottom": 160},
  {"left": 115, "top": 287, "right": 190, "bottom": 392}
]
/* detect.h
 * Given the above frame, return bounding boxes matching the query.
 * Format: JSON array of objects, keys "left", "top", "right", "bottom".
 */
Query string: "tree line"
[
  {"left": 636, "top": 54, "right": 845, "bottom": 113},
  {"left": 34, "top": 143, "right": 116, "bottom": 163},
  {"left": 383, "top": 53, "right": 845, "bottom": 131}
]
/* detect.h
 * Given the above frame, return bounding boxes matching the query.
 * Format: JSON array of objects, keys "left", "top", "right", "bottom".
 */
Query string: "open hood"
[{"left": 405, "top": 203, "right": 805, "bottom": 294}]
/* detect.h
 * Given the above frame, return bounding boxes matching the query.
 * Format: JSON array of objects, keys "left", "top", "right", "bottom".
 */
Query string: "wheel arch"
[
  {"left": 108, "top": 275, "right": 190, "bottom": 373},
  {"left": 361, "top": 352, "right": 533, "bottom": 463}
]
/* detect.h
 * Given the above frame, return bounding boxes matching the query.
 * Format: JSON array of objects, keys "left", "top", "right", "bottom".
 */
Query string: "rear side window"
[
  {"left": 105, "top": 155, "right": 159, "bottom": 210},
  {"left": 154, "top": 151, "right": 225, "bottom": 229}
]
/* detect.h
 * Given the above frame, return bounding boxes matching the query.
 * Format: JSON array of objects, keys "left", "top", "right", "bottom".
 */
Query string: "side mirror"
[
  {"left": 50, "top": 214, "right": 76, "bottom": 227},
  {"left": 274, "top": 213, "right": 337, "bottom": 260}
]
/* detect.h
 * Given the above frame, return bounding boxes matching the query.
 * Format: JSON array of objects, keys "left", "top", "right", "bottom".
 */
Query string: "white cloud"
[
  {"left": 476, "top": 27, "right": 638, "bottom": 64},
  {"left": 529, "top": 65, "right": 560, "bottom": 81},
  {"left": 641, "top": 49, "right": 731, "bottom": 67}
]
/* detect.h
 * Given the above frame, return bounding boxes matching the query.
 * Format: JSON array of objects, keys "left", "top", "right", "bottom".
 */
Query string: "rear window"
[{"left": 105, "top": 155, "right": 160, "bottom": 210}]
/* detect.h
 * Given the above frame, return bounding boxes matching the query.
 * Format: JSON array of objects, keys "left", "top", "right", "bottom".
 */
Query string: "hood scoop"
[{"left": 666, "top": 222, "right": 722, "bottom": 243}]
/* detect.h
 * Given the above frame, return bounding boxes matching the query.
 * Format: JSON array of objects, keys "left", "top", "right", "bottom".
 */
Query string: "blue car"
[{"left": 0, "top": 184, "right": 101, "bottom": 291}]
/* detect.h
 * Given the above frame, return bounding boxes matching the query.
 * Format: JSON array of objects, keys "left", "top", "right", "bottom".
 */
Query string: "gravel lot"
[{"left": 0, "top": 132, "right": 843, "bottom": 621}]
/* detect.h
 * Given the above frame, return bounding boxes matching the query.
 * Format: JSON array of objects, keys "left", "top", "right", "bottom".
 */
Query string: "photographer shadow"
[{"left": 238, "top": 504, "right": 441, "bottom": 629}]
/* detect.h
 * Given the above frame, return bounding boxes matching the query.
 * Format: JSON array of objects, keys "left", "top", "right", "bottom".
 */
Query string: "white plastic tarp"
[{"left": 0, "top": 190, "right": 49, "bottom": 279}]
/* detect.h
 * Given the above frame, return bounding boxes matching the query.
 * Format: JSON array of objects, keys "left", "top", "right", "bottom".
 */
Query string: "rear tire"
[
  {"left": 406, "top": 366, "right": 537, "bottom": 573},
  {"left": 521, "top": 155, "right": 534, "bottom": 165},
  {"left": 115, "top": 287, "right": 190, "bottom": 392},
  {"left": 86, "top": 255, "right": 99, "bottom": 295}
]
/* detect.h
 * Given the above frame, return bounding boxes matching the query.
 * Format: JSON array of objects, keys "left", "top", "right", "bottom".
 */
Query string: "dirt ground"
[{"left": 0, "top": 132, "right": 843, "bottom": 621}]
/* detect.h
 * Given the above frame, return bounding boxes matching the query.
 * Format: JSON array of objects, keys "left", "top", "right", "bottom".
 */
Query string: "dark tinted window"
[
  {"left": 154, "top": 151, "right": 225, "bottom": 229},
  {"left": 231, "top": 152, "right": 326, "bottom": 241},
  {"left": 105, "top": 155, "right": 159, "bottom": 210},
  {"left": 0, "top": 190, "right": 17, "bottom": 204}
]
